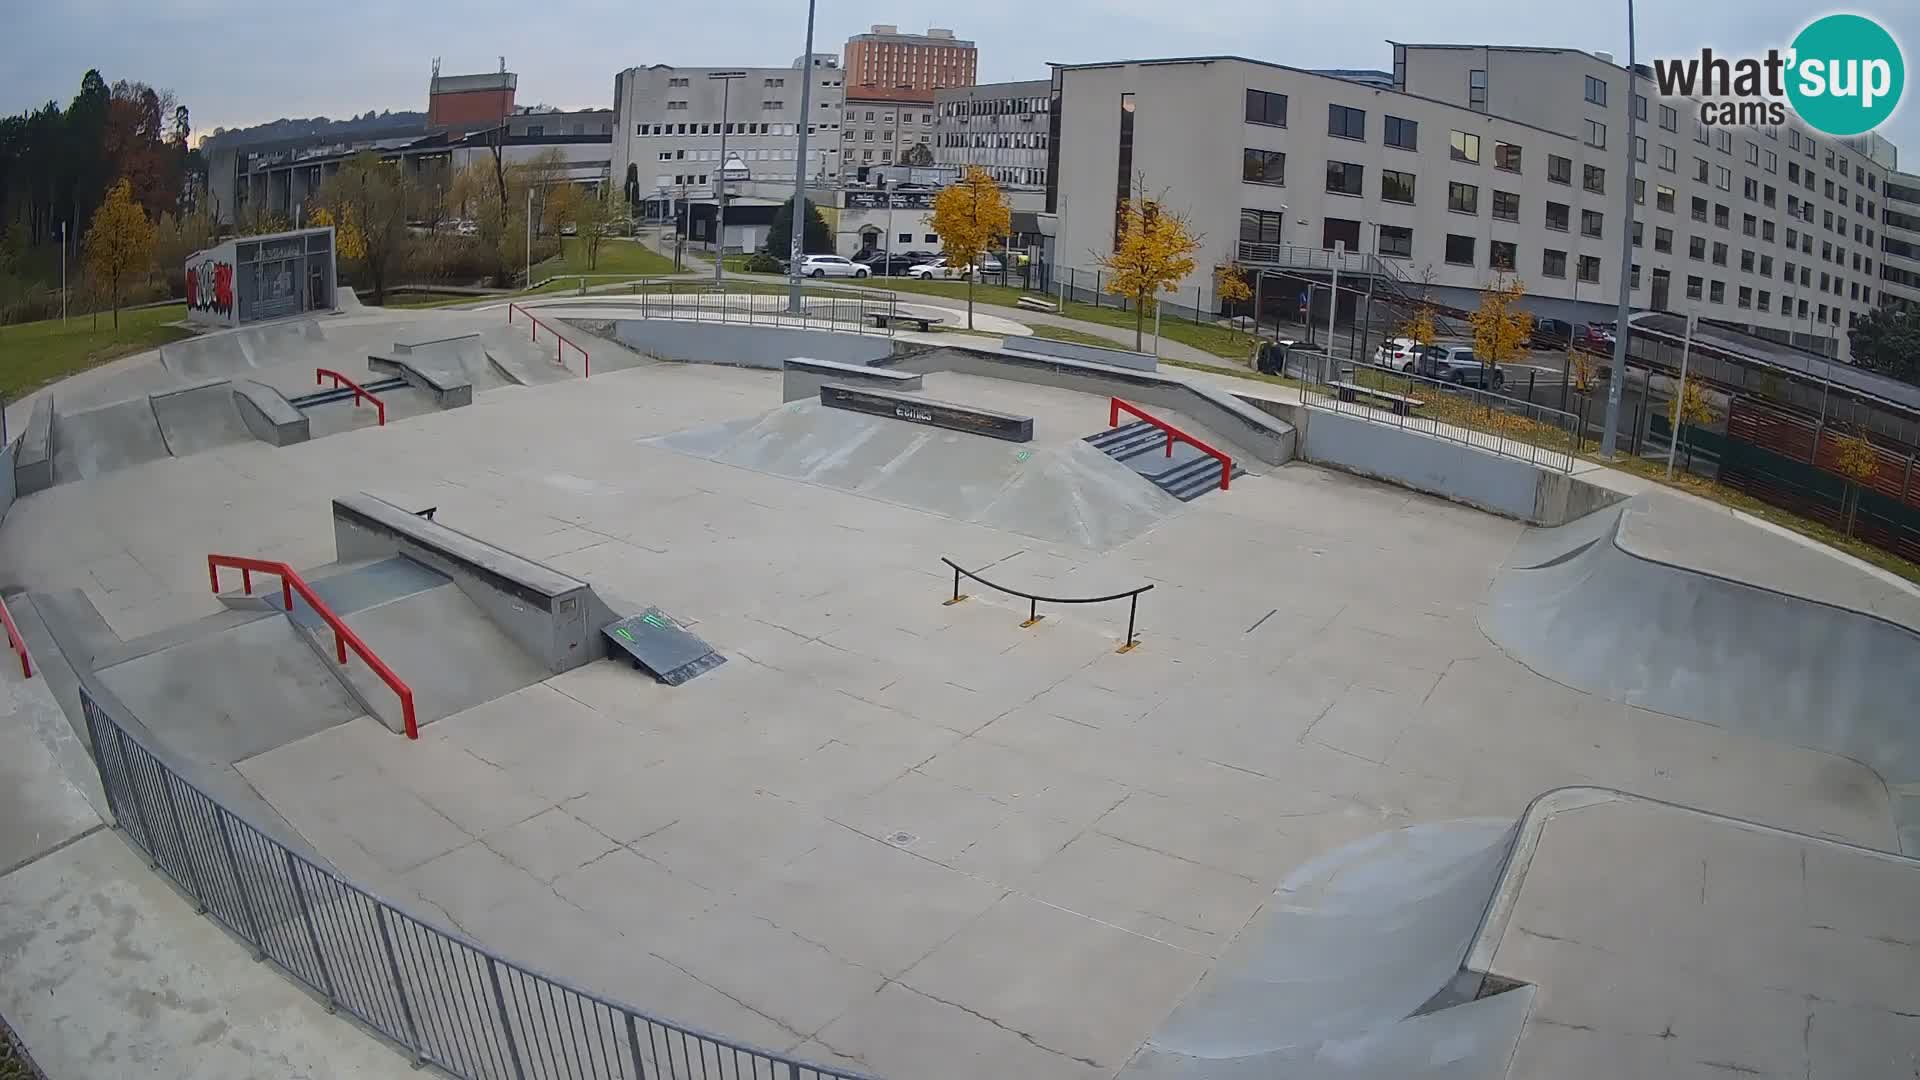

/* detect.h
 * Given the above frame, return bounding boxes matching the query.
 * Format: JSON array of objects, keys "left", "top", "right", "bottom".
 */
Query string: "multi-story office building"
[
  {"left": 842, "top": 86, "right": 936, "bottom": 175},
  {"left": 1882, "top": 170, "right": 1920, "bottom": 310},
  {"left": 934, "top": 79, "right": 1052, "bottom": 191},
  {"left": 842, "top": 26, "right": 976, "bottom": 92},
  {"left": 1048, "top": 45, "right": 1898, "bottom": 362},
  {"left": 610, "top": 61, "right": 846, "bottom": 225}
]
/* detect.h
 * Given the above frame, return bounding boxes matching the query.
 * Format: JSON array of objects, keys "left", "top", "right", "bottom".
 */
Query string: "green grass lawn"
[
  {"left": 0, "top": 305, "right": 191, "bottom": 399},
  {"left": 376, "top": 291, "right": 491, "bottom": 309},
  {"left": 871, "top": 277, "right": 1261, "bottom": 360},
  {"left": 1027, "top": 323, "right": 1128, "bottom": 349},
  {"left": 533, "top": 237, "right": 678, "bottom": 281}
]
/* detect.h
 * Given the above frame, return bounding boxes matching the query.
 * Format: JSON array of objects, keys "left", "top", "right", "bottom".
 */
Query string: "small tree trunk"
[
  {"left": 1134, "top": 300, "right": 1145, "bottom": 352},
  {"left": 111, "top": 277, "right": 120, "bottom": 329},
  {"left": 966, "top": 273, "right": 975, "bottom": 330}
]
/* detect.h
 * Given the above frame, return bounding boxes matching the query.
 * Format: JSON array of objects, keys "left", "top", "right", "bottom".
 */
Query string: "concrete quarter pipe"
[{"left": 1480, "top": 494, "right": 1920, "bottom": 853}]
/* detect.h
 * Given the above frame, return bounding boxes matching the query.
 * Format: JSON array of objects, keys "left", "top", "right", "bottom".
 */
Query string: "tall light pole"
[
  {"left": 709, "top": 71, "right": 746, "bottom": 287},
  {"left": 788, "top": 0, "right": 818, "bottom": 313},
  {"left": 1599, "top": 0, "right": 1640, "bottom": 457},
  {"left": 525, "top": 187, "right": 533, "bottom": 288},
  {"left": 59, "top": 220, "right": 67, "bottom": 322}
]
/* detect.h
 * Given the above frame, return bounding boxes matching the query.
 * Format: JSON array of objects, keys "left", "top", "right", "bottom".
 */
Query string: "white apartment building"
[
  {"left": 934, "top": 79, "right": 1053, "bottom": 191},
  {"left": 610, "top": 62, "right": 846, "bottom": 220},
  {"left": 1882, "top": 170, "right": 1920, "bottom": 309},
  {"left": 842, "top": 87, "right": 936, "bottom": 175},
  {"left": 1049, "top": 47, "right": 1899, "bottom": 362}
]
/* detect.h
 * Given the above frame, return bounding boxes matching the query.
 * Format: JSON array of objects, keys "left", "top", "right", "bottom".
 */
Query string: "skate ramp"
[
  {"left": 391, "top": 334, "right": 513, "bottom": 392},
  {"left": 1121, "top": 819, "right": 1532, "bottom": 1080},
  {"left": 49, "top": 396, "right": 172, "bottom": 483},
  {"left": 149, "top": 379, "right": 253, "bottom": 456},
  {"left": 159, "top": 318, "right": 328, "bottom": 380},
  {"left": 1481, "top": 496, "right": 1920, "bottom": 853},
  {"left": 648, "top": 400, "right": 1185, "bottom": 549}
]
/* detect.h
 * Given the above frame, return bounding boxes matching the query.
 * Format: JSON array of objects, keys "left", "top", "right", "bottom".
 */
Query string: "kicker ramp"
[
  {"left": 331, "top": 493, "right": 625, "bottom": 675},
  {"left": 1481, "top": 495, "right": 1920, "bottom": 853}
]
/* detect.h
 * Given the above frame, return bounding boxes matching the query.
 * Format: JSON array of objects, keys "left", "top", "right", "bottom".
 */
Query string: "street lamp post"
[
  {"left": 525, "top": 188, "right": 533, "bottom": 288},
  {"left": 1599, "top": 0, "right": 1641, "bottom": 457},
  {"left": 788, "top": 0, "right": 819, "bottom": 313},
  {"left": 710, "top": 71, "right": 746, "bottom": 287}
]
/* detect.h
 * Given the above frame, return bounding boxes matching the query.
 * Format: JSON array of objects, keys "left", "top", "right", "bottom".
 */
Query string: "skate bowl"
[{"left": 1481, "top": 494, "right": 1920, "bottom": 853}]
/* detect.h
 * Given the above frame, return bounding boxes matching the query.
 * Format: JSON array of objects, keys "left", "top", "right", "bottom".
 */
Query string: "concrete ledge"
[
  {"left": 231, "top": 380, "right": 310, "bottom": 447},
  {"left": 367, "top": 355, "right": 473, "bottom": 409},
  {"left": 392, "top": 333, "right": 481, "bottom": 355},
  {"left": 607, "top": 319, "right": 894, "bottom": 370},
  {"left": 783, "top": 358, "right": 922, "bottom": 403},
  {"left": 888, "top": 344, "right": 1297, "bottom": 465},
  {"left": 13, "top": 395, "right": 53, "bottom": 496},
  {"left": 331, "top": 493, "right": 596, "bottom": 673},
  {"left": 1000, "top": 334, "right": 1156, "bottom": 372}
]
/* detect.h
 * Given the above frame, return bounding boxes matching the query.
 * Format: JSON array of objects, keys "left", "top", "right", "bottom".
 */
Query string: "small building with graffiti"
[{"left": 184, "top": 226, "right": 338, "bottom": 328}]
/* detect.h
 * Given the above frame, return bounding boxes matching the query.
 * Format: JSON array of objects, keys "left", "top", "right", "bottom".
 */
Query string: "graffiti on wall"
[{"left": 186, "top": 259, "right": 234, "bottom": 317}]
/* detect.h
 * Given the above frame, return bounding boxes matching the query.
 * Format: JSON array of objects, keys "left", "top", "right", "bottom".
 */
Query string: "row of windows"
[
  {"left": 939, "top": 97, "right": 1048, "bottom": 116},
  {"left": 636, "top": 122, "right": 801, "bottom": 137},
  {"left": 849, "top": 110, "right": 933, "bottom": 124},
  {"left": 935, "top": 132, "right": 1048, "bottom": 149},
  {"left": 658, "top": 147, "right": 799, "bottom": 162}
]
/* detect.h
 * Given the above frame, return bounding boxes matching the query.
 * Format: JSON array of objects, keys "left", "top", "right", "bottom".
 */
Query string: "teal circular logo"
[{"left": 1786, "top": 14, "right": 1905, "bottom": 136}]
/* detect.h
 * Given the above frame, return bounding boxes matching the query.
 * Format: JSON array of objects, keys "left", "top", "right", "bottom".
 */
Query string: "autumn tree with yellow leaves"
[
  {"left": 929, "top": 166, "right": 1012, "bottom": 330},
  {"left": 83, "top": 178, "right": 157, "bottom": 329},
  {"left": 1831, "top": 430, "right": 1882, "bottom": 536},
  {"left": 1098, "top": 184, "right": 1201, "bottom": 351},
  {"left": 1467, "top": 273, "right": 1533, "bottom": 384},
  {"left": 1666, "top": 376, "right": 1715, "bottom": 471},
  {"left": 1214, "top": 262, "right": 1252, "bottom": 316}
]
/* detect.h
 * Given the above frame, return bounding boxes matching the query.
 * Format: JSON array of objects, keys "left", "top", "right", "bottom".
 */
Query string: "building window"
[
  {"left": 1239, "top": 208, "right": 1287, "bottom": 245},
  {"left": 1450, "top": 130, "right": 1480, "bottom": 163},
  {"left": 1585, "top": 75, "right": 1608, "bottom": 105},
  {"left": 1696, "top": 157, "right": 1710, "bottom": 183},
  {"left": 1715, "top": 203, "right": 1730, "bottom": 228},
  {"left": 1377, "top": 224, "right": 1413, "bottom": 257},
  {"left": 1448, "top": 181, "right": 1479, "bottom": 214},
  {"left": 1578, "top": 255, "right": 1601, "bottom": 283},
  {"left": 1585, "top": 119, "right": 1606, "bottom": 148},
  {"left": 1742, "top": 213, "right": 1757, "bottom": 236},
  {"left": 1491, "top": 240, "right": 1517, "bottom": 271},
  {"left": 1760, "top": 254, "right": 1773, "bottom": 275},
  {"left": 1712, "top": 241, "right": 1728, "bottom": 265},
  {"left": 1659, "top": 145, "right": 1677, "bottom": 172},
  {"left": 1545, "top": 201, "right": 1570, "bottom": 231},
  {"left": 1242, "top": 148, "right": 1286, "bottom": 186},
  {"left": 1659, "top": 103, "right": 1678, "bottom": 131},
  {"left": 1469, "top": 69, "right": 1487, "bottom": 111},
  {"left": 1445, "top": 234, "right": 1476, "bottom": 265},
  {"left": 1542, "top": 249, "right": 1568, "bottom": 278},
  {"left": 1631, "top": 263, "right": 1642, "bottom": 289},
  {"left": 1691, "top": 196, "right": 1708, "bottom": 222},
  {"left": 1715, "top": 129, "right": 1732, "bottom": 153},
  {"left": 1741, "top": 249, "right": 1756, "bottom": 272},
  {"left": 1690, "top": 235, "right": 1707, "bottom": 260},
  {"left": 1758, "top": 290, "right": 1771, "bottom": 312},
  {"left": 1764, "top": 185, "right": 1777, "bottom": 207},
  {"left": 1655, "top": 227, "right": 1673, "bottom": 253},
  {"left": 1384, "top": 115, "right": 1418, "bottom": 150},
  {"left": 1765, "top": 150, "right": 1778, "bottom": 173},
  {"left": 1325, "top": 160, "right": 1364, "bottom": 196},
  {"left": 1634, "top": 136, "right": 1647, "bottom": 164},
  {"left": 1745, "top": 141, "right": 1760, "bottom": 165},
  {"left": 1687, "top": 274, "right": 1704, "bottom": 300},
  {"left": 1494, "top": 141, "right": 1521, "bottom": 172},
  {"left": 1245, "top": 89, "right": 1288, "bottom": 127},
  {"left": 1380, "top": 168, "right": 1416, "bottom": 204},
  {"left": 1115, "top": 94, "right": 1135, "bottom": 247},
  {"left": 1548, "top": 154, "right": 1571, "bottom": 185},
  {"left": 1583, "top": 164, "right": 1605, "bottom": 194},
  {"left": 1492, "top": 190, "right": 1520, "bottom": 221},
  {"left": 1582, "top": 209, "right": 1604, "bottom": 238},
  {"left": 1744, "top": 177, "right": 1759, "bottom": 200},
  {"left": 1635, "top": 178, "right": 1646, "bottom": 205},
  {"left": 1715, "top": 165, "right": 1731, "bottom": 191},
  {"left": 1656, "top": 185, "right": 1676, "bottom": 212},
  {"left": 1328, "top": 104, "right": 1367, "bottom": 140},
  {"left": 1710, "top": 280, "right": 1726, "bottom": 303}
]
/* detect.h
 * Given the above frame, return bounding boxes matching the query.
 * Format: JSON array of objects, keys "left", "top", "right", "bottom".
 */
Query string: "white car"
[
  {"left": 798, "top": 255, "right": 869, "bottom": 279},
  {"left": 1373, "top": 337, "right": 1421, "bottom": 370},
  {"left": 908, "top": 262, "right": 996, "bottom": 281}
]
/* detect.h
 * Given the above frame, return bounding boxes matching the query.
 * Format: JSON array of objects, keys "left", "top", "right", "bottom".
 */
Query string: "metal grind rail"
[
  {"left": 314, "top": 368, "right": 387, "bottom": 426},
  {"left": 941, "top": 557, "right": 1154, "bottom": 652},
  {"left": 77, "top": 680, "right": 873, "bottom": 1080},
  {"left": 1109, "top": 397, "right": 1234, "bottom": 492},
  {"left": 507, "top": 301, "right": 591, "bottom": 377},
  {"left": 1, "top": 594, "right": 32, "bottom": 678},
  {"left": 206, "top": 554, "right": 418, "bottom": 739}
]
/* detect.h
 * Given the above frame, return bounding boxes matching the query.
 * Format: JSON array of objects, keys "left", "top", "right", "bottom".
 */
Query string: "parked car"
[
  {"left": 1372, "top": 337, "right": 1423, "bottom": 370},
  {"left": 856, "top": 252, "right": 926, "bottom": 277},
  {"left": 1529, "top": 318, "right": 1574, "bottom": 349},
  {"left": 1580, "top": 322, "right": 1617, "bottom": 350},
  {"left": 797, "top": 254, "right": 869, "bottom": 279},
  {"left": 1414, "top": 345, "right": 1507, "bottom": 391}
]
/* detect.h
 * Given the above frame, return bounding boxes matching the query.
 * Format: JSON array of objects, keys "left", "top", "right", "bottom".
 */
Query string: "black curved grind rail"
[{"left": 940, "top": 557, "right": 1154, "bottom": 652}]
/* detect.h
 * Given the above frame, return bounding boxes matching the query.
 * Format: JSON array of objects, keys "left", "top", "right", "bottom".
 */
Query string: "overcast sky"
[{"left": 2, "top": 0, "right": 1914, "bottom": 157}]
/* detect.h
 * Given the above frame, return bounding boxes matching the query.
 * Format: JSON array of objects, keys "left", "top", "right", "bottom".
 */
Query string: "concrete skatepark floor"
[{"left": 3, "top": 324, "right": 1917, "bottom": 1080}]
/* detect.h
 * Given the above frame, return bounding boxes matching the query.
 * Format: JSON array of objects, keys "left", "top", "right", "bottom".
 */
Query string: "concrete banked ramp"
[
  {"left": 1120, "top": 820, "right": 1534, "bottom": 1080},
  {"left": 1481, "top": 494, "right": 1920, "bottom": 853}
]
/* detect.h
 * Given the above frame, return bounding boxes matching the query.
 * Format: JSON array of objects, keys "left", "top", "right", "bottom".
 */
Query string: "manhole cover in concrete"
[{"left": 888, "top": 831, "right": 917, "bottom": 846}]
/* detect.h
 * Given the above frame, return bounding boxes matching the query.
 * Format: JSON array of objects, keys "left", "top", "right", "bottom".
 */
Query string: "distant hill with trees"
[{"left": 202, "top": 109, "right": 428, "bottom": 153}]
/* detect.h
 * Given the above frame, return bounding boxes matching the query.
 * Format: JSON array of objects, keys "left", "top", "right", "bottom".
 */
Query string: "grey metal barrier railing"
[
  {"left": 1294, "top": 356, "right": 1585, "bottom": 472},
  {"left": 79, "top": 681, "right": 874, "bottom": 1080},
  {"left": 602, "top": 280, "right": 900, "bottom": 338}
]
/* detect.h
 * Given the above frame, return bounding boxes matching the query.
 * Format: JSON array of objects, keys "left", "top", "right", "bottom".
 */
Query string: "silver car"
[{"left": 797, "top": 255, "right": 869, "bottom": 279}]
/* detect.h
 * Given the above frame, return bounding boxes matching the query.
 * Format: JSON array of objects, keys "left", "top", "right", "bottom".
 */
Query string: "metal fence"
[
  {"left": 575, "top": 280, "right": 902, "bottom": 337},
  {"left": 1295, "top": 356, "right": 1585, "bottom": 472},
  {"left": 79, "top": 680, "right": 873, "bottom": 1080}
]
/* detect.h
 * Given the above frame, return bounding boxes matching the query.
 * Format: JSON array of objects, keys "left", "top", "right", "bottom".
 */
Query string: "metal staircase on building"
[{"left": 1236, "top": 241, "right": 1469, "bottom": 339}]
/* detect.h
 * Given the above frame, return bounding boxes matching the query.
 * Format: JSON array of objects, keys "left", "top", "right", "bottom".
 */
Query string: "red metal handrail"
[
  {"left": 208, "top": 555, "right": 418, "bottom": 739},
  {"left": 1109, "top": 397, "right": 1233, "bottom": 492},
  {"left": 315, "top": 368, "right": 386, "bottom": 426},
  {"left": 1, "top": 595, "right": 32, "bottom": 679},
  {"left": 508, "top": 302, "right": 591, "bottom": 378}
]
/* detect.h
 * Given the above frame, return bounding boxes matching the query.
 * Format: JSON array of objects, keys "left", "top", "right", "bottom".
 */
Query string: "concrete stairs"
[{"left": 1085, "top": 421, "right": 1246, "bottom": 502}]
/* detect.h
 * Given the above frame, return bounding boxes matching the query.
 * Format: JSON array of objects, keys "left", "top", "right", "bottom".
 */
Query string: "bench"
[
  {"left": 1328, "top": 380, "right": 1426, "bottom": 416},
  {"left": 866, "top": 311, "right": 943, "bottom": 332},
  {"left": 1015, "top": 295, "right": 1059, "bottom": 313}
]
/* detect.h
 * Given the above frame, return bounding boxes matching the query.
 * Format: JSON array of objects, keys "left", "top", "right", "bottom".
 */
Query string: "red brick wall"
[{"left": 429, "top": 89, "right": 515, "bottom": 129}]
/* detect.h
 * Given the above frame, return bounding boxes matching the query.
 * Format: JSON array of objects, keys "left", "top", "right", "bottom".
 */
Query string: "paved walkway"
[{"left": 0, "top": 667, "right": 415, "bottom": 1078}]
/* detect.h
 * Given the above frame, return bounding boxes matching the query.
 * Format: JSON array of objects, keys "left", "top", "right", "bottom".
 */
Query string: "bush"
[{"left": 742, "top": 251, "right": 785, "bottom": 274}]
